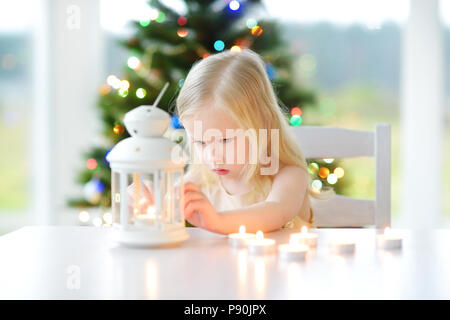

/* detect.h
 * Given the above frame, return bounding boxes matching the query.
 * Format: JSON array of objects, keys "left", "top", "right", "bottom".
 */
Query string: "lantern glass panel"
[
  {"left": 173, "top": 170, "right": 183, "bottom": 225},
  {"left": 111, "top": 170, "right": 121, "bottom": 225},
  {"left": 126, "top": 172, "right": 160, "bottom": 226},
  {"left": 157, "top": 169, "right": 179, "bottom": 226}
]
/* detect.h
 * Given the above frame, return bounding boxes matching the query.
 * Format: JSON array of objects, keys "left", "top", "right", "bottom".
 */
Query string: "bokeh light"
[
  {"left": 229, "top": 0, "right": 240, "bottom": 11},
  {"left": 291, "top": 107, "right": 302, "bottom": 117},
  {"left": 311, "top": 179, "right": 323, "bottom": 190},
  {"left": 323, "top": 158, "right": 334, "bottom": 163},
  {"left": 177, "top": 28, "right": 188, "bottom": 38},
  {"left": 308, "top": 162, "right": 319, "bottom": 174},
  {"left": 127, "top": 56, "right": 141, "bottom": 70},
  {"left": 246, "top": 18, "right": 257, "bottom": 29},
  {"left": 139, "top": 19, "right": 150, "bottom": 27},
  {"left": 86, "top": 158, "right": 98, "bottom": 170},
  {"left": 120, "top": 80, "right": 130, "bottom": 90},
  {"left": 251, "top": 26, "right": 263, "bottom": 36},
  {"left": 318, "top": 167, "right": 330, "bottom": 178},
  {"left": 214, "top": 40, "right": 225, "bottom": 51},
  {"left": 99, "top": 84, "right": 110, "bottom": 95},
  {"left": 118, "top": 88, "right": 128, "bottom": 97},
  {"left": 177, "top": 16, "right": 187, "bottom": 26},
  {"left": 230, "top": 45, "right": 241, "bottom": 53},
  {"left": 106, "top": 75, "right": 121, "bottom": 89},
  {"left": 79, "top": 210, "right": 90, "bottom": 223},
  {"left": 149, "top": 9, "right": 159, "bottom": 20},
  {"left": 156, "top": 11, "right": 165, "bottom": 23},
  {"left": 136, "top": 88, "right": 147, "bottom": 99},
  {"left": 327, "top": 173, "right": 338, "bottom": 184},
  {"left": 265, "top": 63, "right": 276, "bottom": 80},
  {"left": 113, "top": 124, "right": 124, "bottom": 135},
  {"left": 103, "top": 212, "right": 113, "bottom": 225},
  {"left": 334, "top": 167, "right": 345, "bottom": 178},
  {"left": 290, "top": 115, "right": 302, "bottom": 126}
]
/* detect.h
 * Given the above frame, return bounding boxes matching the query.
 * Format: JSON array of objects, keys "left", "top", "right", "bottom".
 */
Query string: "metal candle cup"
[
  {"left": 247, "top": 231, "right": 276, "bottom": 255},
  {"left": 329, "top": 240, "right": 356, "bottom": 255},
  {"left": 228, "top": 225, "right": 255, "bottom": 247},
  {"left": 278, "top": 234, "right": 309, "bottom": 260},
  {"left": 376, "top": 227, "right": 402, "bottom": 250},
  {"left": 293, "top": 226, "right": 318, "bottom": 248},
  {"left": 134, "top": 205, "right": 156, "bottom": 227}
]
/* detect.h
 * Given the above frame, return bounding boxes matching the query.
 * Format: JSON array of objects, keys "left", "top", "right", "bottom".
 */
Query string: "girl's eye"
[
  {"left": 194, "top": 141, "right": 205, "bottom": 146},
  {"left": 222, "top": 138, "right": 232, "bottom": 143}
]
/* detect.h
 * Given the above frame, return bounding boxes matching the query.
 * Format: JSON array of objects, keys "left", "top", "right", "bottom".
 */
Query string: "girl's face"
[{"left": 182, "top": 107, "right": 250, "bottom": 179}]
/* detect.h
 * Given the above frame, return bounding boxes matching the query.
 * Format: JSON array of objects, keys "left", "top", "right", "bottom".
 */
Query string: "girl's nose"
[{"left": 205, "top": 142, "right": 224, "bottom": 164}]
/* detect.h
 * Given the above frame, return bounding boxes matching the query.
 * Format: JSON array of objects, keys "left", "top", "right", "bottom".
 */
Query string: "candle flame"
[
  {"left": 256, "top": 230, "right": 264, "bottom": 241},
  {"left": 301, "top": 226, "right": 308, "bottom": 234},
  {"left": 239, "top": 225, "right": 246, "bottom": 234},
  {"left": 384, "top": 227, "right": 391, "bottom": 235}
]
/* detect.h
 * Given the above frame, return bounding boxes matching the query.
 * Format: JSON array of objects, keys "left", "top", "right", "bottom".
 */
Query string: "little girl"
[{"left": 174, "top": 48, "right": 335, "bottom": 235}]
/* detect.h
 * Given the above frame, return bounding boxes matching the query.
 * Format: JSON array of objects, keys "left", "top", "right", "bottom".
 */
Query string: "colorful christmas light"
[
  {"left": 177, "top": 16, "right": 187, "bottom": 26},
  {"left": 136, "top": 88, "right": 147, "bottom": 99},
  {"left": 177, "top": 28, "right": 188, "bottom": 38},
  {"left": 214, "top": 40, "right": 225, "bottom": 51},
  {"left": 86, "top": 158, "right": 97, "bottom": 170},
  {"left": 290, "top": 115, "right": 302, "bottom": 126}
]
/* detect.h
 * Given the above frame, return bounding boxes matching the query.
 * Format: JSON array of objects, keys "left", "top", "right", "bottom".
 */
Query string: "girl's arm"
[{"left": 183, "top": 166, "right": 309, "bottom": 235}]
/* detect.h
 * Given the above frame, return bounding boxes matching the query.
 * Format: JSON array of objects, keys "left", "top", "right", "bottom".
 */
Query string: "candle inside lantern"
[
  {"left": 134, "top": 205, "right": 157, "bottom": 226},
  {"left": 376, "top": 227, "right": 402, "bottom": 250},
  {"left": 246, "top": 231, "right": 276, "bottom": 255},
  {"left": 228, "top": 225, "right": 255, "bottom": 247},
  {"left": 329, "top": 240, "right": 355, "bottom": 255},
  {"left": 293, "top": 226, "right": 318, "bottom": 249},
  {"left": 278, "top": 234, "right": 309, "bottom": 260}
]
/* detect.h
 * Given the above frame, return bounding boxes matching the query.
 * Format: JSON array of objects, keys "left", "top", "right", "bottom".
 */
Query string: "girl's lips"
[{"left": 212, "top": 168, "right": 230, "bottom": 175}]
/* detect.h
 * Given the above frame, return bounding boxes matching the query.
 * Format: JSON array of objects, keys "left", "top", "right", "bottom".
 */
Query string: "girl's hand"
[{"left": 183, "top": 182, "right": 220, "bottom": 232}]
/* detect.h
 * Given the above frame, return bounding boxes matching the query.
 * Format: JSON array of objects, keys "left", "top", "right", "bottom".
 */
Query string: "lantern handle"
[{"left": 152, "top": 82, "right": 169, "bottom": 109}]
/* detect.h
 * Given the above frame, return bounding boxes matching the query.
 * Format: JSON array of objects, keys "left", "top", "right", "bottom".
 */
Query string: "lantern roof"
[{"left": 106, "top": 105, "right": 186, "bottom": 171}]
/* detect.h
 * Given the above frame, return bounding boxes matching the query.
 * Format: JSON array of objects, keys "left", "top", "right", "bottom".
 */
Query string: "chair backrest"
[{"left": 290, "top": 124, "right": 391, "bottom": 229}]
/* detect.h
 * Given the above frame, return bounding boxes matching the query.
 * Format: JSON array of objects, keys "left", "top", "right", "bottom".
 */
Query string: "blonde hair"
[{"left": 175, "top": 48, "right": 335, "bottom": 207}]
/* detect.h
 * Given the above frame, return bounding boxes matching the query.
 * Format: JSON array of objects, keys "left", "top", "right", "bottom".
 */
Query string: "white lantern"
[{"left": 106, "top": 85, "right": 189, "bottom": 247}]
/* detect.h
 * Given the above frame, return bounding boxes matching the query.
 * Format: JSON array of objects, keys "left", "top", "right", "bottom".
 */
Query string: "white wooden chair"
[{"left": 291, "top": 124, "right": 391, "bottom": 229}]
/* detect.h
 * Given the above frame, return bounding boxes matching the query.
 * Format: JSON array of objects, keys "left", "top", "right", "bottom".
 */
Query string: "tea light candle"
[
  {"left": 376, "top": 227, "right": 402, "bottom": 250},
  {"left": 278, "top": 234, "right": 309, "bottom": 260},
  {"left": 247, "top": 231, "right": 276, "bottom": 255},
  {"left": 134, "top": 205, "right": 157, "bottom": 226},
  {"left": 228, "top": 225, "right": 255, "bottom": 247},
  {"left": 294, "top": 226, "right": 318, "bottom": 248},
  {"left": 329, "top": 240, "right": 355, "bottom": 255}
]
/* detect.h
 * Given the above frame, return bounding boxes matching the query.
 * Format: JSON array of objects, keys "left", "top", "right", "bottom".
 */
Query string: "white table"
[{"left": 0, "top": 226, "right": 449, "bottom": 299}]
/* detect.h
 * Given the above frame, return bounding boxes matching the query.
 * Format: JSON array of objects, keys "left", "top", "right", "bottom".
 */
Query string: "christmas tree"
[{"left": 68, "top": 0, "right": 346, "bottom": 221}]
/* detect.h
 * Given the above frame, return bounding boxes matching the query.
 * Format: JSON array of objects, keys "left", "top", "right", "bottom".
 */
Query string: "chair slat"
[
  {"left": 312, "top": 195, "right": 375, "bottom": 227},
  {"left": 291, "top": 126, "right": 375, "bottom": 158},
  {"left": 290, "top": 124, "right": 390, "bottom": 228}
]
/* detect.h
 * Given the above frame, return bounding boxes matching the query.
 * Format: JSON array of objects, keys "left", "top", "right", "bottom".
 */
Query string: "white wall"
[
  {"left": 400, "top": 0, "right": 444, "bottom": 228},
  {"left": 33, "top": 0, "right": 103, "bottom": 225}
]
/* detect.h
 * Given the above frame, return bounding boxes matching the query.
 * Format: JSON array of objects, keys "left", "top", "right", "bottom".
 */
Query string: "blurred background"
[{"left": 0, "top": 0, "right": 449, "bottom": 234}]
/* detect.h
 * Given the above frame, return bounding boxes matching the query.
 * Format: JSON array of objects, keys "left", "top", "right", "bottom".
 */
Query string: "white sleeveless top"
[{"left": 203, "top": 181, "right": 260, "bottom": 212}]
